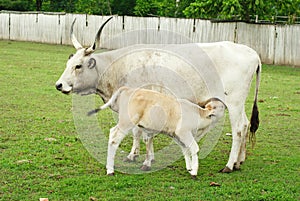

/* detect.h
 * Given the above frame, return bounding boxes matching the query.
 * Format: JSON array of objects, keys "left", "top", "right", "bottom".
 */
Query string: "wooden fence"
[{"left": 0, "top": 11, "right": 299, "bottom": 66}]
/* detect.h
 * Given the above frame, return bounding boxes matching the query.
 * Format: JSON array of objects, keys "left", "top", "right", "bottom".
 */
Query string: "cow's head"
[{"left": 55, "top": 17, "right": 112, "bottom": 95}]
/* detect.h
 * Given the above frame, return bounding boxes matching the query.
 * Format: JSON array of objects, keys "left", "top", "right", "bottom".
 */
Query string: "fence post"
[
  {"left": 234, "top": 22, "right": 238, "bottom": 43},
  {"left": 8, "top": 13, "right": 11, "bottom": 40},
  {"left": 273, "top": 24, "right": 277, "bottom": 65}
]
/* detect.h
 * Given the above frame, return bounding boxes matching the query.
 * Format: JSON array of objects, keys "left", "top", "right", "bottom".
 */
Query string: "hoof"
[
  {"left": 219, "top": 166, "right": 233, "bottom": 173},
  {"left": 233, "top": 162, "right": 243, "bottom": 171},
  {"left": 233, "top": 165, "right": 241, "bottom": 171},
  {"left": 140, "top": 165, "right": 151, "bottom": 171},
  {"left": 123, "top": 157, "right": 135, "bottom": 163},
  {"left": 107, "top": 172, "right": 115, "bottom": 176},
  {"left": 191, "top": 175, "right": 197, "bottom": 180}
]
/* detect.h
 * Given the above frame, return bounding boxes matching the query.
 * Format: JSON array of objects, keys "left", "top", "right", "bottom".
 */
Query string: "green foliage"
[
  {"left": 47, "top": 0, "right": 77, "bottom": 13},
  {"left": 111, "top": 0, "right": 136, "bottom": 16},
  {"left": 134, "top": 0, "right": 194, "bottom": 17},
  {"left": 75, "top": 0, "right": 113, "bottom": 15},
  {"left": 183, "top": 0, "right": 223, "bottom": 19},
  {"left": 183, "top": 0, "right": 300, "bottom": 21},
  {"left": 0, "top": 40, "right": 300, "bottom": 200},
  {"left": 134, "top": 0, "right": 157, "bottom": 16},
  {"left": 1, "top": 0, "right": 299, "bottom": 22},
  {"left": 0, "top": 0, "right": 34, "bottom": 11}
]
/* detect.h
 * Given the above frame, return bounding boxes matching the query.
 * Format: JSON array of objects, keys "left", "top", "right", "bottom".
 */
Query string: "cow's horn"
[
  {"left": 70, "top": 18, "right": 83, "bottom": 50},
  {"left": 86, "top": 16, "right": 113, "bottom": 54}
]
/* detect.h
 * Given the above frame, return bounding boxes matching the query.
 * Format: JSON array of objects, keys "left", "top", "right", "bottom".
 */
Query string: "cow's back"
[{"left": 97, "top": 42, "right": 260, "bottom": 104}]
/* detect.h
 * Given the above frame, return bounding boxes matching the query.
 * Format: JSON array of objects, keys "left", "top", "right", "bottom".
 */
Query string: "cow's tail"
[
  {"left": 249, "top": 61, "right": 261, "bottom": 148},
  {"left": 87, "top": 86, "right": 126, "bottom": 116}
]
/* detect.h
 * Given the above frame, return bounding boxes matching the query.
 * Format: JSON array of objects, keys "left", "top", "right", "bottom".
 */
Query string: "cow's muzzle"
[
  {"left": 55, "top": 82, "right": 72, "bottom": 94},
  {"left": 56, "top": 83, "right": 63, "bottom": 91}
]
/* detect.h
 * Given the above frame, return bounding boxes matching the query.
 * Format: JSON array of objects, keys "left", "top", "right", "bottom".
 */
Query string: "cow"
[
  {"left": 88, "top": 86, "right": 226, "bottom": 177},
  {"left": 55, "top": 17, "right": 261, "bottom": 173}
]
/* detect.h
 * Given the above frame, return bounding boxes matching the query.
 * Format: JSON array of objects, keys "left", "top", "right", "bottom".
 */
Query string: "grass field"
[{"left": 0, "top": 40, "right": 299, "bottom": 201}]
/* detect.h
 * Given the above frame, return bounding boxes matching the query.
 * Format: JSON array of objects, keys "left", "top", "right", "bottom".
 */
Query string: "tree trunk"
[{"left": 36, "top": 0, "right": 42, "bottom": 11}]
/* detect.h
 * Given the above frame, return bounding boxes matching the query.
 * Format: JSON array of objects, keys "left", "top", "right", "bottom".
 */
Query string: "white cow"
[
  {"left": 89, "top": 86, "right": 226, "bottom": 177},
  {"left": 56, "top": 17, "right": 261, "bottom": 173}
]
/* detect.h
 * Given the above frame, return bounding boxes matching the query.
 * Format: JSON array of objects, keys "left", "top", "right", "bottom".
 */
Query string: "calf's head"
[
  {"left": 202, "top": 98, "right": 226, "bottom": 120},
  {"left": 55, "top": 17, "right": 112, "bottom": 95}
]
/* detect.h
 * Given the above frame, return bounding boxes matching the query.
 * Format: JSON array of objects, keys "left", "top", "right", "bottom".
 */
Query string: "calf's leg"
[
  {"left": 176, "top": 132, "right": 199, "bottom": 177},
  {"left": 125, "top": 126, "right": 142, "bottom": 162},
  {"left": 141, "top": 135, "right": 155, "bottom": 171}
]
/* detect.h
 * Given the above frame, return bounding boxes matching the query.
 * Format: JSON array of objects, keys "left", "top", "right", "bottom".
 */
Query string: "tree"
[
  {"left": 75, "top": 0, "right": 112, "bottom": 15},
  {"left": 183, "top": 0, "right": 300, "bottom": 22},
  {"left": 134, "top": 0, "right": 155, "bottom": 16},
  {"left": 36, "top": 0, "right": 42, "bottom": 11},
  {"left": 111, "top": 0, "right": 136, "bottom": 16},
  {"left": 134, "top": 0, "right": 193, "bottom": 17},
  {"left": 0, "top": 0, "right": 34, "bottom": 11}
]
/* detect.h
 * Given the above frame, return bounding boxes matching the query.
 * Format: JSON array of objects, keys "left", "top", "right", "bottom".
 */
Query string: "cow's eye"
[{"left": 75, "top": 64, "right": 82, "bottom": 69}]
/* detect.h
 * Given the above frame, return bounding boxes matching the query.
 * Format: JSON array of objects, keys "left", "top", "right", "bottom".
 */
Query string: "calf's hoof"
[
  {"left": 219, "top": 166, "right": 233, "bottom": 173},
  {"left": 123, "top": 157, "right": 135, "bottom": 163},
  {"left": 123, "top": 154, "right": 139, "bottom": 162},
  {"left": 107, "top": 172, "right": 115, "bottom": 176},
  {"left": 191, "top": 175, "right": 197, "bottom": 180},
  {"left": 140, "top": 165, "right": 151, "bottom": 171}
]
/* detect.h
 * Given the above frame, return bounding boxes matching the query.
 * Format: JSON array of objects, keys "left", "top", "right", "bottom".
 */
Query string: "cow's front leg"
[{"left": 106, "top": 126, "right": 127, "bottom": 175}]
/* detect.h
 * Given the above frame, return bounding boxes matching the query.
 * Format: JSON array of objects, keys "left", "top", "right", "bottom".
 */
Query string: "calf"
[{"left": 89, "top": 86, "right": 226, "bottom": 177}]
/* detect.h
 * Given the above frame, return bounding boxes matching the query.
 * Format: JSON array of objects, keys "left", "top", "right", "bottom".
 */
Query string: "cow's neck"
[{"left": 94, "top": 51, "right": 122, "bottom": 103}]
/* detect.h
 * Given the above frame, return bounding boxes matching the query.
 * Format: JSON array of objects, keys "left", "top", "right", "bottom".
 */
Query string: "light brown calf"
[{"left": 90, "top": 86, "right": 226, "bottom": 177}]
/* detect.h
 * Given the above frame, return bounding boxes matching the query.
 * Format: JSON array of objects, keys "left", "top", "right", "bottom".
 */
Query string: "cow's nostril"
[{"left": 56, "top": 83, "right": 63, "bottom": 91}]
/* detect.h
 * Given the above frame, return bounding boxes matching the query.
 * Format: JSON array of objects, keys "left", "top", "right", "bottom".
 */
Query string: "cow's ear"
[
  {"left": 68, "top": 54, "right": 74, "bottom": 59},
  {"left": 87, "top": 58, "right": 96, "bottom": 69}
]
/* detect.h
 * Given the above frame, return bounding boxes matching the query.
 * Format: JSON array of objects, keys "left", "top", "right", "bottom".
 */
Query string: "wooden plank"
[{"left": 0, "top": 12, "right": 299, "bottom": 66}]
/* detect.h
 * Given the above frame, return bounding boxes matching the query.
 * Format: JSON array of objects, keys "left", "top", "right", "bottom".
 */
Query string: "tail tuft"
[
  {"left": 250, "top": 101, "right": 259, "bottom": 133},
  {"left": 249, "top": 101, "right": 259, "bottom": 148},
  {"left": 87, "top": 108, "right": 101, "bottom": 116}
]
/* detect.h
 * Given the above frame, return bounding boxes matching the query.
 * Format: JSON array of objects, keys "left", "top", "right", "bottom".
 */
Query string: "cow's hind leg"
[
  {"left": 221, "top": 105, "right": 249, "bottom": 173},
  {"left": 235, "top": 111, "right": 249, "bottom": 170}
]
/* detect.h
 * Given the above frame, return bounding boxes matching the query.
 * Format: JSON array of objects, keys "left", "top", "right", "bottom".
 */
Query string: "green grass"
[{"left": 0, "top": 40, "right": 299, "bottom": 201}]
